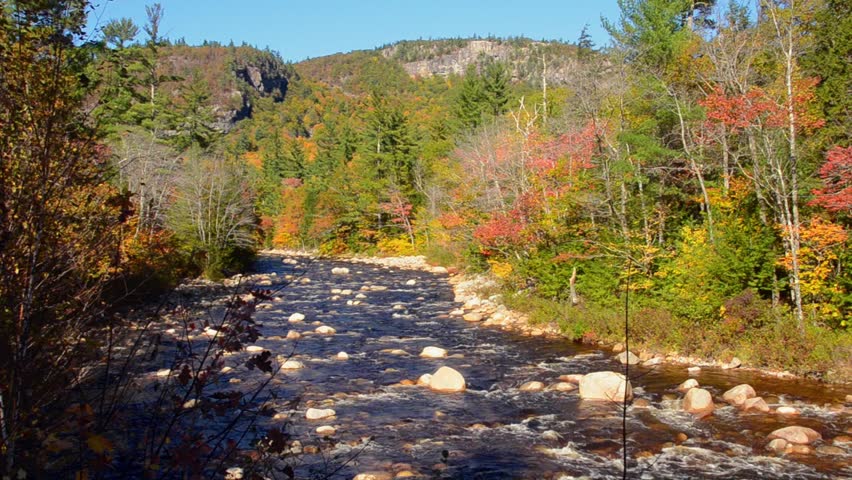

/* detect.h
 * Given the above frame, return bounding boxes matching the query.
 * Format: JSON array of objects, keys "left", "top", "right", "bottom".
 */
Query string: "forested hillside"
[{"left": 83, "top": 0, "right": 851, "bottom": 373}]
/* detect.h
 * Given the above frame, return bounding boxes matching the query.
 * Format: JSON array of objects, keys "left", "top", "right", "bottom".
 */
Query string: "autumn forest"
[{"left": 0, "top": 0, "right": 850, "bottom": 478}]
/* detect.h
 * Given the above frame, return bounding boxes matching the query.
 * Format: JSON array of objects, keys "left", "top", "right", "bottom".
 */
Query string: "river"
[{"left": 233, "top": 253, "right": 851, "bottom": 479}]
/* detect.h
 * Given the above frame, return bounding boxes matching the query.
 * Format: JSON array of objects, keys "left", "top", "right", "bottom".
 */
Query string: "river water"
[{"left": 238, "top": 254, "right": 851, "bottom": 479}]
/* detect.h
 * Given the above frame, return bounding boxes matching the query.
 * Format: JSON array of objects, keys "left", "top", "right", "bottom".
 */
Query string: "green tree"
[
  {"left": 102, "top": 17, "right": 138, "bottom": 49},
  {"left": 482, "top": 60, "right": 510, "bottom": 117},
  {"left": 455, "top": 64, "right": 485, "bottom": 129}
]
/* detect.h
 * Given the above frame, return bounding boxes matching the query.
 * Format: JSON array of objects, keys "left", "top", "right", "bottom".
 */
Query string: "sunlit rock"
[
  {"left": 428, "top": 366, "right": 466, "bottom": 393},
  {"left": 683, "top": 388, "right": 715, "bottom": 416},
  {"left": 768, "top": 426, "right": 821, "bottom": 445},
  {"left": 305, "top": 408, "right": 336, "bottom": 420},
  {"left": 578, "top": 371, "right": 633, "bottom": 402},
  {"left": 723, "top": 384, "right": 756, "bottom": 406},
  {"left": 420, "top": 346, "right": 448, "bottom": 358}
]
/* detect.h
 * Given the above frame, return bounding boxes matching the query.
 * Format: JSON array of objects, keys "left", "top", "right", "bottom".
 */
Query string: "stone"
[
  {"left": 281, "top": 360, "right": 303, "bottom": 370},
  {"left": 225, "top": 467, "right": 244, "bottom": 480},
  {"left": 519, "top": 381, "right": 545, "bottom": 392},
  {"left": 316, "top": 425, "right": 336, "bottom": 436},
  {"left": 612, "top": 343, "right": 625, "bottom": 353},
  {"left": 220, "top": 366, "right": 233, "bottom": 374},
  {"left": 633, "top": 398, "right": 651, "bottom": 408},
  {"left": 742, "top": 397, "right": 770, "bottom": 413},
  {"left": 687, "top": 366, "right": 701, "bottom": 374},
  {"left": 722, "top": 384, "right": 756, "bottom": 406},
  {"left": 767, "top": 438, "right": 789, "bottom": 453},
  {"left": 183, "top": 399, "right": 198, "bottom": 409},
  {"left": 288, "top": 313, "right": 305, "bottom": 323},
  {"left": 245, "top": 345, "right": 264, "bottom": 353},
  {"left": 547, "top": 382, "right": 577, "bottom": 392},
  {"left": 768, "top": 426, "right": 822, "bottom": 445},
  {"left": 616, "top": 351, "right": 640, "bottom": 365},
  {"left": 463, "top": 312, "right": 484, "bottom": 322},
  {"left": 677, "top": 379, "right": 699, "bottom": 392},
  {"left": 286, "top": 330, "right": 302, "bottom": 340},
  {"left": 559, "top": 374, "right": 585, "bottom": 384},
  {"left": 816, "top": 445, "right": 844, "bottom": 455},
  {"left": 315, "top": 326, "right": 336, "bottom": 335},
  {"left": 331, "top": 267, "right": 350, "bottom": 275},
  {"left": 846, "top": 394, "right": 852, "bottom": 403},
  {"left": 405, "top": 279, "right": 417, "bottom": 286},
  {"left": 417, "top": 374, "right": 432, "bottom": 386},
  {"left": 156, "top": 369, "right": 171, "bottom": 377},
  {"left": 776, "top": 406, "right": 800, "bottom": 415},
  {"left": 395, "top": 471, "right": 416, "bottom": 478},
  {"left": 579, "top": 371, "right": 633, "bottom": 402},
  {"left": 683, "top": 388, "right": 715, "bottom": 415},
  {"left": 790, "top": 445, "right": 811, "bottom": 454},
  {"left": 432, "top": 266, "right": 449, "bottom": 274},
  {"left": 353, "top": 473, "right": 392, "bottom": 480},
  {"left": 428, "top": 366, "right": 466, "bottom": 393},
  {"left": 420, "top": 346, "right": 448, "bottom": 358},
  {"left": 336, "top": 352, "right": 349, "bottom": 360},
  {"left": 675, "top": 433, "right": 688, "bottom": 443},
  {"left": 643, "top": 356, "right": 664, "bottom": 366},
  {"left": 305, "top": 408, "right": 336, "bottom": 420},
  {"left": 722, "top": 357, "right": 742, "bottom": 369}
]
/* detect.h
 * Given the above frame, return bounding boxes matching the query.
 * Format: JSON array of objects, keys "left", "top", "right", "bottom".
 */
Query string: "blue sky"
[{"left": 86, "top": 0, "right": 621, "bottom": 62}]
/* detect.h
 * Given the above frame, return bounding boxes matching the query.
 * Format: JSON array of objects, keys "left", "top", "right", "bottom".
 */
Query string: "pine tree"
[
  {"left": 455, "top": 64, "right": 485, "bottom": 129},
  {"left": 482, "top": 60, "right": 509, "bottom": 117}
]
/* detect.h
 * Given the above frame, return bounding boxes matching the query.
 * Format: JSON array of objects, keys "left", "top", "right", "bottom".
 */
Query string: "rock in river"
[
  {"left": 305, "top": 408, "right": 336, "bottom": 420},
  {"left": 420, "top": 346, "right": 448, "bottom": 358},
  {"left": 768, "top": 426, "right": 822, "bottom": 445},
  {"left": 579, "top": 371, "right": 633, "bottom": 402},
  {"left": 723, "top": 384, "right": 756, "bottom": 407},
  {"left": 428, "top": 366, "right": 466, "bottom": 393},
  {"left": 682, "top": 388, "right": 715, "bottom": 415}
]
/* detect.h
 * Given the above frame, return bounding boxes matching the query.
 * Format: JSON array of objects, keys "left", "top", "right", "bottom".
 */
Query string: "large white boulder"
[
  {"left": 682, "top": 388, "right": 715, "bottom": 415},
  {"left": 420, "top": 346, "right": 448, "bottom": 358},
  {"left": 428, "top": 366, "right": 466, "bottom": 393},
  {"left": 579, "top": 371, "right": 633, "bottom": 402}
]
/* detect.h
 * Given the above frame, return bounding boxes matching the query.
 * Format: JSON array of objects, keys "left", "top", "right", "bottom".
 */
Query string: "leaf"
[{"left": 86, "top": 434, "right": 114, "bottom": 454}]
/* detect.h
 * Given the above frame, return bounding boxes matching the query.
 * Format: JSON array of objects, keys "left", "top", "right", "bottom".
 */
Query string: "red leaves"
[
  {"left": 473, "top": 211, "right": 526, "bottom": 250},
  {"left": 810, "top": 145, "right": 852, "bottom": 214},
  {"left": 701, "top": 79, "right": 824, "bottom": 133}
]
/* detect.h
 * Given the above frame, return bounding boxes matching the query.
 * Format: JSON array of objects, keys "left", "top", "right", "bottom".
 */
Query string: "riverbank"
[{"left": 260, "top": 249, "right": 851, "bottom": 385}]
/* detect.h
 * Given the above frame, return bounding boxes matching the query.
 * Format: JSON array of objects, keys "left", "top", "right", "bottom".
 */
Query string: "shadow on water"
[{"left": 240, "top": 253, "right": 851, "bottom": 479}]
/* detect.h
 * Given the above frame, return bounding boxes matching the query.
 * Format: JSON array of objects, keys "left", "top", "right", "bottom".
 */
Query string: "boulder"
[
  {"left": 352, "top": 473, "right": 392, "bottom": 480},
  {"left": 315, "top": 326, "right": 336, "bottom": 335},
  {"left": 616, "top": 351, "right": 640, "bottom": 365},
  {"left": 742, "top": 396, "right": 770, "bottom": 413},
  {"left": 463, "top": 312, "right": 484, "bottom": 322},
  {"left": 776, "top": 406, "right": 800, "bottom": 415},
  {"left": 288, "top": 313, "right": 305, "bottom": 323},
  {"left": 420, "top": 346, "right": 448, "bottom": 358},
  {"left": 559, "top": 374, "right": 585, "bottom": 384},
  {"left": 677, "top": 379, "right": 699, "bottom": 392},
  {"left": 405, "top": 279, "right": 417, "bottom": 286},
  {"left": 722, "top": 384, "right": 756, "bottom": 406},
  {"left": 336, "top": 352, "right": 349, "bottom": 360},
  {"left": 225, "top": 467, "right": 244, "bottom": 480},
  {"left": 286, "top": 330, "right": 302, "bottom": 340},
  {"left": 722, "top": 357, "right": 742, "bottom": 369},
  {"left": 331, "top": 267, "right": 350, "bottom": 275},
  {"left": 767, "top": 438, "right": 789, "bottom": 453},
  {"left": 768, "top": 426, "right": 822, "bottom": 445},
  {"left": 428, "top": 366, "right": 466, "bottom": 393},
  {"left": 547, "top": 382, "right": 577, "bottom": 392},
  {"left": 579, "top": 371, "right": 633, "bottom": 402},
  {"left": 316, "top": 425, "right": 336, "bottom": 436},
  {"left": 519, "top": 381, "right": 545, "bottom": 392},
  {"left": 612, "top": 343, "right": 625, "bottom": 353},
  {"left": 682, "top": 388, "right": 715, "bottom": 415},
  {"left": 281, "top": 360, "right": 303, "bottom": 370},
  {"left": 305, "top": 408, "right": 336, "bottom": 420},
  {"left": 245, "top": 345, "right": 264, "bottom": 353},
  {"left": 417, "top": 373, "right": 432, "bottom": 386}
]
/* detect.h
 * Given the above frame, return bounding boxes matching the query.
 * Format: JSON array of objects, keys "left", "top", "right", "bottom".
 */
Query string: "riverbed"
[{"left": 224, "top": 253, "right": 851, "bottom": 479}]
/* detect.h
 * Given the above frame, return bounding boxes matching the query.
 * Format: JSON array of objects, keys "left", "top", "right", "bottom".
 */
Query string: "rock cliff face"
[{"left": 380, "top": 39, "right": 580, "bottom": 85}]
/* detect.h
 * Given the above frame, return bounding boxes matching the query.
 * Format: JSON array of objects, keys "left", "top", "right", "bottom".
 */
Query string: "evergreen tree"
[
  {"left": 455, "top": 64, "right": 485, "bottom": 129},
  {"left": 482, "top": 60, "right": 510, "bottom": 117},
  {"left": 577, "top": 23, "right": 595, "bottom": 60}
]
